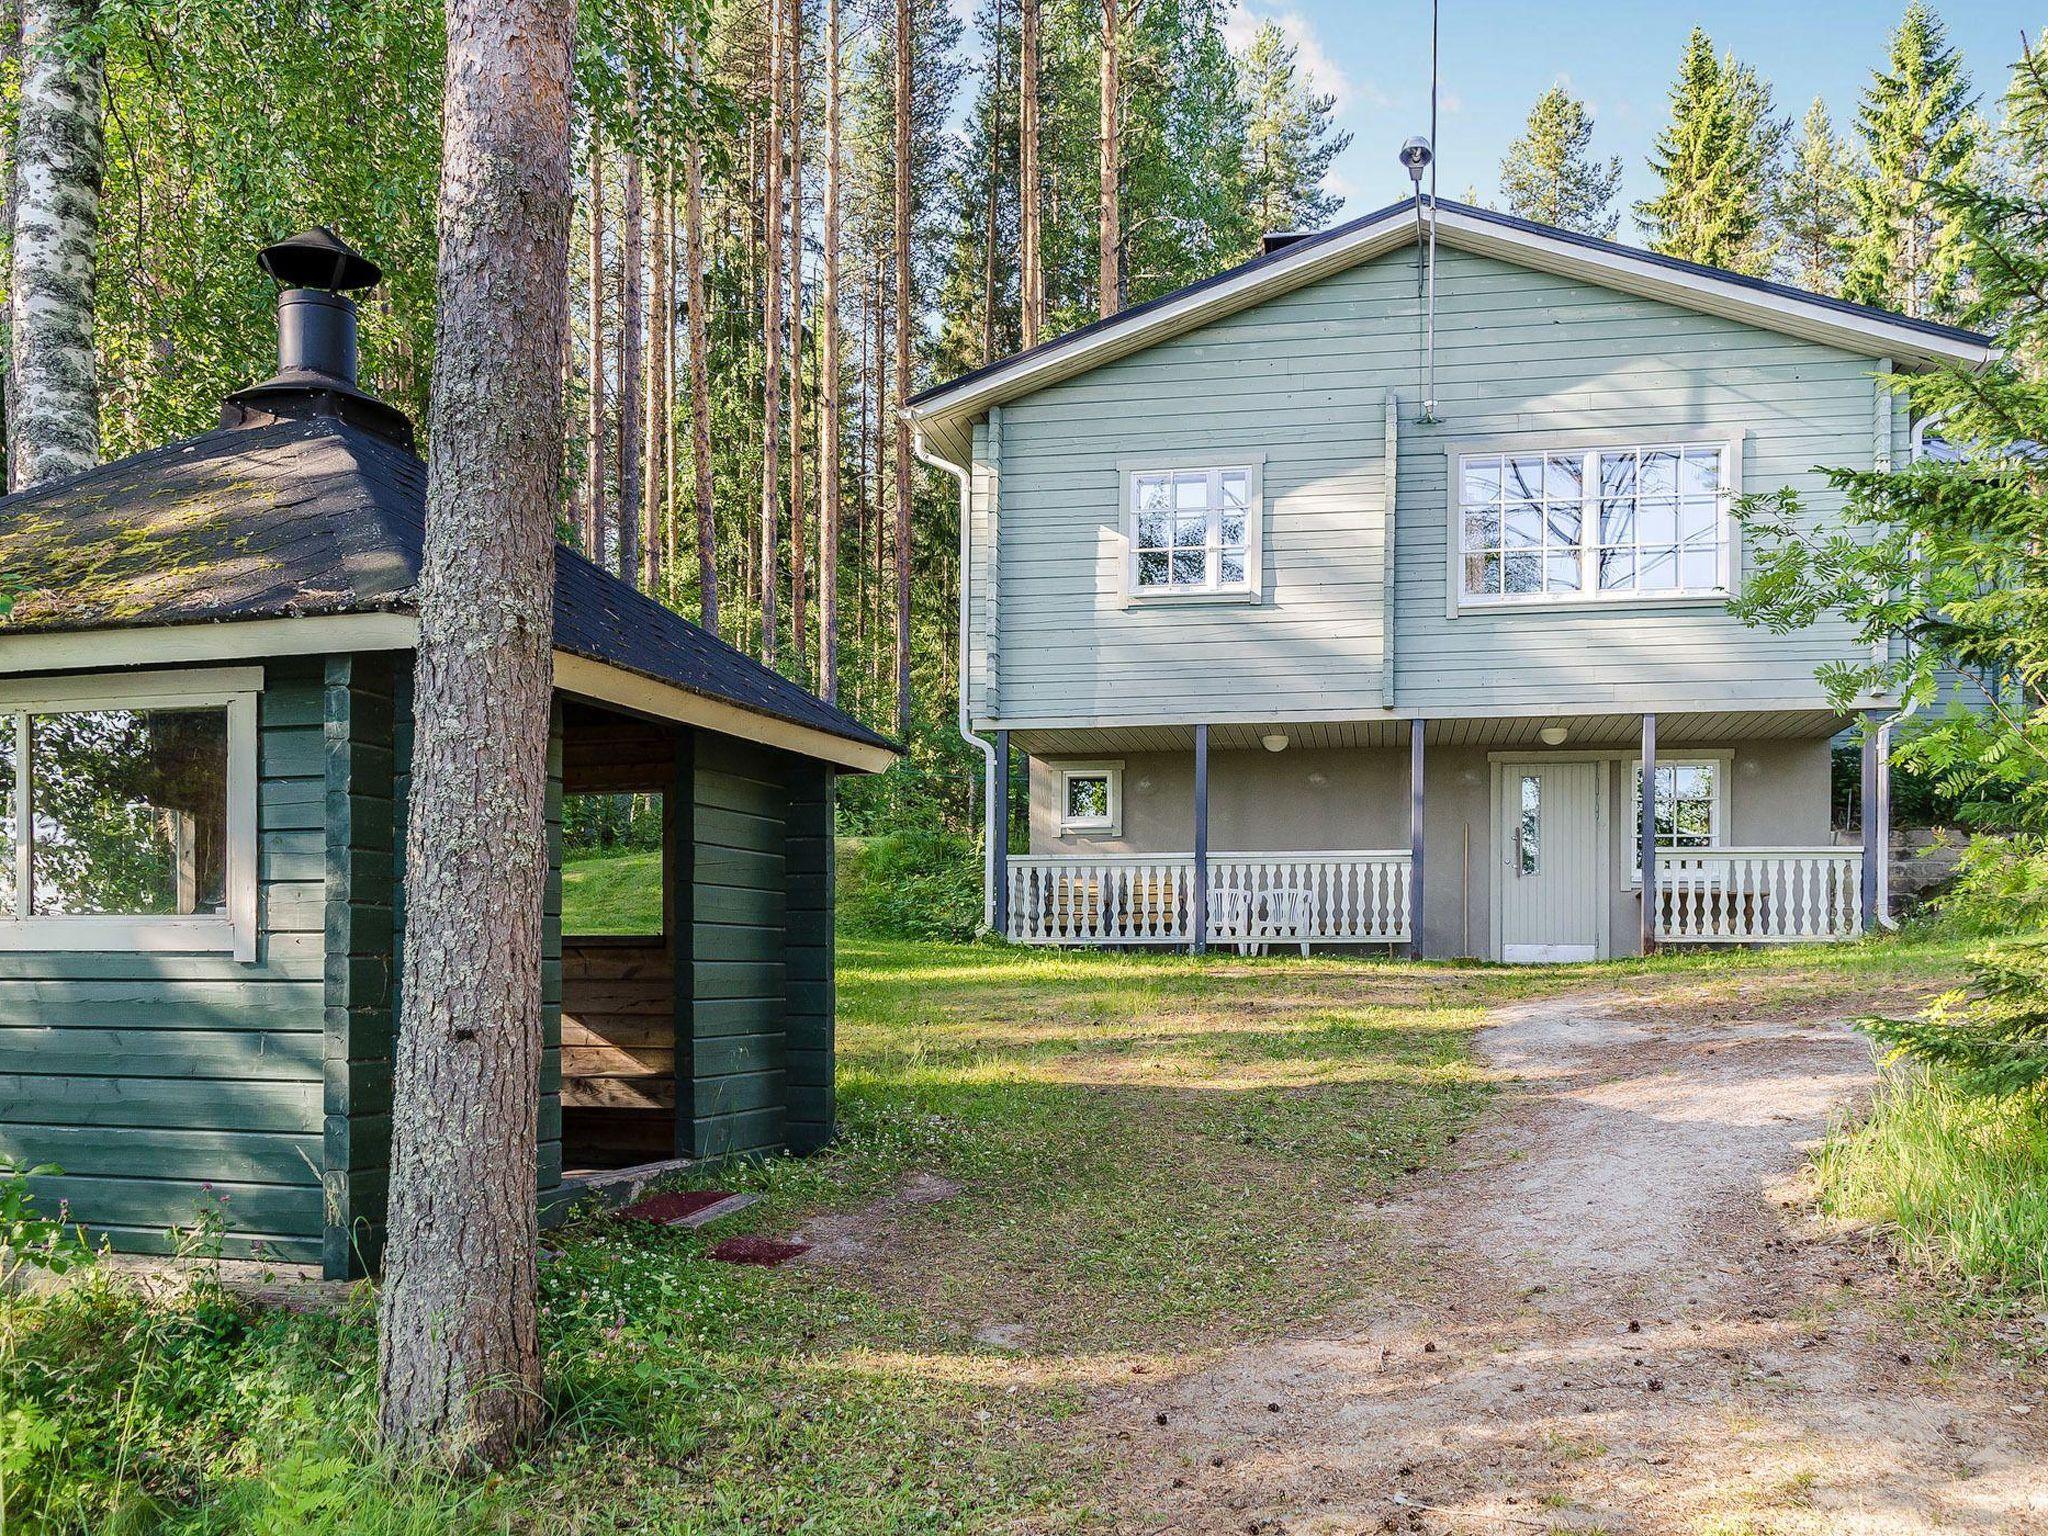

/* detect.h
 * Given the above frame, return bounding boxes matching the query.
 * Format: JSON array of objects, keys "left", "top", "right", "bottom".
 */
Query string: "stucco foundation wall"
[{"left": 1027, "top": 734, "right": 1835, "bottom": 958}]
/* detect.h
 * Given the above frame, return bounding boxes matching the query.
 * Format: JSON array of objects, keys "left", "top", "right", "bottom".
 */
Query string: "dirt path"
[{"left": 1098, "top": 992, "right": 2048, "bottom": 1535}]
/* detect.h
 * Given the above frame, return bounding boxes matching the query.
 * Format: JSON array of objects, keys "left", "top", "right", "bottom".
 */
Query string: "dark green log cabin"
[{"left": 0, "top": 231, "right": 895, "bottom": 1279}]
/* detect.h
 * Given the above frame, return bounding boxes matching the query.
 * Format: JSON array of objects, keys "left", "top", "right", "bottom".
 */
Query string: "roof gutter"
[{"left": 909, "top": 422, "right": 1001, "bottom": 935}]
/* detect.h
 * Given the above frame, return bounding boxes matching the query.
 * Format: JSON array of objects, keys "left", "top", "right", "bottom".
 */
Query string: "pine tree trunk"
[
  {"left": 981, "top": 0, "right": 1001, "bottom": 366},
  {"left": 618, "top": 133, "right": 644, "bottom": 587},
  {"left": 787, "top": 0, "right": 807, "bottom": 678},
  {"left": 818, "top": 0, "right": 841, "bottom": 702},
  {"left": 644, "top": 170, "right": 667, "bottom": 592},
  {"left": 1097, "top": 0, "right": 1119, "bottom": 319},
  {"left": 1019, "top": 0, "right": 1040, "bottom": 349},
  {"left": 584, "top": 135, "right": 605, "bottom": 560},
  {"left": 376, "top": 0, "right": 573, "bottom": 1467},
  {"left": 760, "top": 0, "right": 784, "bottom": 667},
  {"left": 892, "top": 0, "right": 913, "bottom": 735},
  {"left": 8, "top": 0, "right": 102, "bottom": 491},
  {"left": 684, "top": 29, "right": 717, "bottom": 635}
]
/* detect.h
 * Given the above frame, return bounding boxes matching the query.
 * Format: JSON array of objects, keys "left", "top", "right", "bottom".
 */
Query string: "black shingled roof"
[
  {"left": 910, "top": 195, "right": 1994, "bottom": 410},
  {"left": 0, "top": 414, "right": 895, "bottom": 759}
]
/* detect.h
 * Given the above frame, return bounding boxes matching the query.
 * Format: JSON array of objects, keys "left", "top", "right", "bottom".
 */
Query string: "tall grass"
[{"left": 1813, "top": 1069, "right": 2048, "bottom": 1306}]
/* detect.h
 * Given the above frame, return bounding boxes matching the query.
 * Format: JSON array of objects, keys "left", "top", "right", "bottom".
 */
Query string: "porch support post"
[
  {"left": 1640, "top": 712, "right": 1658, "bottom": 956},
  {"left": 991, "top": 730, "right": 1010, "bottom": 938},
  {"left": 1409, "top": 723, "right": 1425, "bottom": 956},
  {"left": 1859, "top": 712, "right": 1881, "bottom": 935},
  {"left": 1193, "top": 724, "right": 1210, "bottom": 955}
]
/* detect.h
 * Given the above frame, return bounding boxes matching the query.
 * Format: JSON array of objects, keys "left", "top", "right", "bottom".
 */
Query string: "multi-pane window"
[
  {"left": 1632, "top": 760, "right": 1722, "bottom": 875},
  {"left": 1131, "top": 467, "right": 1253, "bottom": 595},
  {"left": 1458, "top": 444, "right": 1731, "bottom": 605},
  {"left": 0, "top": 671, "right": 258, "bottom": 955}
]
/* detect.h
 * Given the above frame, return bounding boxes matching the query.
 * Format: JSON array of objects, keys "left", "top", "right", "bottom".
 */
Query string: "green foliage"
[
  {"left": 1773, "top": 97, "right": 1860, "bottom": 293},
  {"left": 837, "top": 829, "right": 981, "bottom": 940},
  {"left": 1238, "top": 18, "right": 1351, "bottom": 235},
  {"left": 1634, "top": 27, "right": 1786, "bottom": 275},
  {"left": 1814, "top": 1068, "right": 2048, "bottom": 1309},
  {"left": 1497, "top": 85, "right": 1621, "bottom": 237},
  {"left": 1841, "top": 1, "right": 1981, "bottom": 322}
]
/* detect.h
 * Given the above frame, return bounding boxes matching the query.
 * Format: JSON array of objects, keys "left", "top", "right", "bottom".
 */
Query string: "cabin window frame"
[
  {"left": 1628, "top": 751, "right": 1732, "bottom": 884},
  {"left": 1056, "top": 760, "right": 1124, "bottom": 836},
  {"left": 0, "top": 666, "right": 263, "bottom": 960},
  {"left": 1443, "top": 437, "right": 1744, "bottom": 617},
  {"left": 1117, "top": 452, "right": 1265, "bottom": 607}
]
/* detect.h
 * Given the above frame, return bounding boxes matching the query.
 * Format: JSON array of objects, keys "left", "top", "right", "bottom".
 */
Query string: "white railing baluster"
[{"left": 1653, "top": 847, "right": 1862, "bottom": 945}]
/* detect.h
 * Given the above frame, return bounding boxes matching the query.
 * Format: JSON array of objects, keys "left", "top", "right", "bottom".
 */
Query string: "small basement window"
[
  {"left": 1057, "top": 762, "right": 1122, "bottom": 835},
  {"left": 1631, "top": 756, "right": 1728, "bottom": 880},
  {"left": 0, "top": 668, "right": 260, "bottom": 958}
]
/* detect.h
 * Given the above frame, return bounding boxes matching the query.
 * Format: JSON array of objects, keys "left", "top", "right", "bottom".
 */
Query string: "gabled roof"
[
  {"left": 0, "top": 415, "right": 896, "bottom": 766},
  {"left": 904, "top": 197, "right": 1997, "bottom": 466}
]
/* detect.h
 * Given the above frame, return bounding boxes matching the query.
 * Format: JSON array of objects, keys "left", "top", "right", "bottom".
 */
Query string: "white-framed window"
[
  {"left": 1630, "top": 754, "right": 1729, "bottom": 880},
  {"left": 1453, "top": 441, "right": 1736, "bottom": 610},
  {"left": 1057, "top": 760, "right": 1123, "bottom": 836},
  {"left": 1120, "top": 455, "right": 1264, "bottom": 603},
  {"left": 0, "top": 667, "right": 262, "bottom": 959}
]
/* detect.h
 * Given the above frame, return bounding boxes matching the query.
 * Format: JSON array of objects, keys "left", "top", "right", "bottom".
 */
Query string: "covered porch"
[{"left": 992, "top": 710, "right": 1881, "bottom": 957}]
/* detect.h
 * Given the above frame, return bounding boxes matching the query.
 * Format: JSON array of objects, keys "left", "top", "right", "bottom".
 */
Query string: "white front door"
[{"left": 1495, "top": 759, "right": 1607, "bottom": 962}]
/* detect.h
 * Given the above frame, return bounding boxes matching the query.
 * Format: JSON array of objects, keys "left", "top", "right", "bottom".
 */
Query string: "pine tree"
[
  {"left": 1237, "top": 18, "right": 1349, "bottom": 234},
  {"left": 1842, "top": 2, "right": 1980, "bottom": 322},
  {"left": 1635, "top": 28, "right": 1785, "bottom": 276},
  {"left": 1497, "top": 84, "right": 1621, "bottom": 237},
  {"left": 1773, "top": 98, "right": 1859, "bottom": 295}
]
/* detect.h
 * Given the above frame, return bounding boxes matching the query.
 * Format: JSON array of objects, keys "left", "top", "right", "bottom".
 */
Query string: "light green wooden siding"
[
  {"left": 687, "top": 735, "right": 790, "bottom": 1160},
  {"left": 976, "top": 241, "right": 1887, "bottom": 725},
  {"left": 0, "top": 660, "right": 329, "bottom": 1265}
]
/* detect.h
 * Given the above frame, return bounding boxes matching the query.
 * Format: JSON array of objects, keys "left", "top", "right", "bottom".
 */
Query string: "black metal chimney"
[{"left": 222, "top": 227, "right": 414, "bottom": 448}]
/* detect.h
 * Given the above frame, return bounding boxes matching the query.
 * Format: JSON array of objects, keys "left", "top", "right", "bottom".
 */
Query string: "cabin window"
[
  {"left": 1456, "top": 443, "right": 1733, "bottom": 608},
  {"left": 0, "top": 668, "right": 260, "bottom": 958},
  {"left": 1057, "top": 761, "right": 1122, "bottom": 835},
  {"left": 1121, "top": 456, "right": 1263, "bottom": 603},
  {"left": 1630, "top": 756, "right": 1727, "bottom": 880}
]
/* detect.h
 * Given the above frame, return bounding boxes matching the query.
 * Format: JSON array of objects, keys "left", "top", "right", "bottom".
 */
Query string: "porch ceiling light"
[
  {"left": 1261, "top": 732, "right": 1289, "bottom": 753},
  {"left": 1539, "top": 725, "right": 1569, "bottom": 747}
]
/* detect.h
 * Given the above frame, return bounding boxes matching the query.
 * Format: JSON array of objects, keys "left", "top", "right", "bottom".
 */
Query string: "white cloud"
[{"left": 1222, "top": 2, "right": 1370, "bottom": 115}]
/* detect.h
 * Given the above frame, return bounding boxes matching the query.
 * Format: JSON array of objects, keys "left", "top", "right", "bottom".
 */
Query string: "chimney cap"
[{"left": 258, "top": 226, "right": 381, "bottom": 293}]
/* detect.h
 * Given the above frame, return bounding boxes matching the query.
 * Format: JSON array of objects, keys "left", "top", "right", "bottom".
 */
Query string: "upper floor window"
[
  {"left": 0, "top": 668, "right": 260, "bottom": 958},
  {"left": 1456, "top": 443, "right": 1733, "bottom": 608},
  {"left": 1123, "top": 458, "right": 1263, "bottom": 602}
]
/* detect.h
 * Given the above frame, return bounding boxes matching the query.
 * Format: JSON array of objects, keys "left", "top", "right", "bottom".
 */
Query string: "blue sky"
[{"left": 1213, "top": 0, "right": 2042, "bottom": 228}]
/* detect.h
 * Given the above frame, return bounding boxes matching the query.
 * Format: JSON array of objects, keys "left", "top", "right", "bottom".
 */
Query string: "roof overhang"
[
  {"left": 0, "top": 613, "right": 897, "bottom": 773},
  {"left": 904, "top": 200, "right": 1998, "bottom": 467}
]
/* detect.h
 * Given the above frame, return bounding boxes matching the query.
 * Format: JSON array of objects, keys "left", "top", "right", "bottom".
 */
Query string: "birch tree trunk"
[
  {"left": 618, "top": 134, "right": 644, "bottom": 587},
  {"left": 818, "top": 0, "right": 841, "bottom": 702},
  {"left": 891, "top": 0, "right": 912, "bottom": 735},
  {"left": 583, "top": 135, "right": 604, "bottom": 558},
  {"left": 8, "top": 0, "right": 102, "bottom": 491},
  {"left": 683, "top": 25, "right": 717, "bottom": 634},
  {"left": 1019, "top": 0, "right": 1040, "bottom": 349},
  {"left": 1097, "top": 0, "right": 1120, "bottom": 319},
  {"left": 377, "top": 0, "right": 574, "bottom": 1466},
  {"left": 760, "top": 0, "right": 784, "bottom": 667}
]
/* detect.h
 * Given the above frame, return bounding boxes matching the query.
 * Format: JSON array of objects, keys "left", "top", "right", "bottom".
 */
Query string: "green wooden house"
[{"left": 0, "top": 231, "right": 895, "bottom": 1279}]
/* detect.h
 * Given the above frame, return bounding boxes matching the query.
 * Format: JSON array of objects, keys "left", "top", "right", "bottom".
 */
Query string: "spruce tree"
[
  {"left": 1634, "top": 28, "right": 1785, "bottom": 276},
  {"left": 1773, "top": 98, "right": 1860, "bottom": 295},
  {"left": 1842, "top": 2, "right": 1980, "bottom": 322},
  {"left": 1497, "top": 84, "right": 1621, "bottom": 237},
  {"left": 1237, "top": 18, "right": 1351, "bottom": 234}
]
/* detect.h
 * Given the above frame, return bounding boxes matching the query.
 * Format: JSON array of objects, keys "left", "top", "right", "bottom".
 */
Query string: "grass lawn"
[
  {"left": 0, "top": 931, "right": 1976, "bottom": 1533},
  {"left": 559, "top": 848, "right": 662, "bottom": 934}
]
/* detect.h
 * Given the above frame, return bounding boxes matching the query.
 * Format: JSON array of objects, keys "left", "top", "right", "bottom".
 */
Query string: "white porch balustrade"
[
  {"left": 1003, "top": 851, "right": 1413, "bottom": 948},
  {"left": 1652, "top": 847, "right": 1863, "bottom": 942}
]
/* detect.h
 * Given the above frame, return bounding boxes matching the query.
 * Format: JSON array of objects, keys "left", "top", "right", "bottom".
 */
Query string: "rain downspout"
[{"left": 910, "top": 423, "right": 1001, "bottom": 934}]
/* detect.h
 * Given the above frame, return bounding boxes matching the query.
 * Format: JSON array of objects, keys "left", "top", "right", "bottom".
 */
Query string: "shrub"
[{"left": 838, "top": 829, "right": 982, "bottom": 942}]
